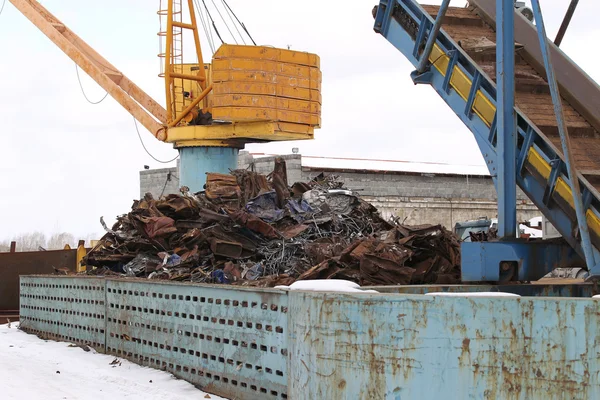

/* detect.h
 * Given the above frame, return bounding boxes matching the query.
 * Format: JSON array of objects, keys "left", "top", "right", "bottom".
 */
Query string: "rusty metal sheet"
[
  {"left": 288, "top": 291, "right": 600, "bottom": 399},
  {"left": 0, "top": 249, "right": 77, "bottom": 310},
  {"left": 209, "top": 238, "right": 243, "bottom": 258}
]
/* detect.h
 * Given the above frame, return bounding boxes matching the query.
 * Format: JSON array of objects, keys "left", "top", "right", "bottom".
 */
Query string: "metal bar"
[
  {"left": 172, "top": 20, "right": 194, "bottom": 29},
  {"left": 187, "top": 0, "right": 207, "bottom": 90},
  {"left": 412, "top": 15, "right": 429, "bottom": 58},
  {"left": 165, "top": 0, "right": 174, "bottom": 123},
  {"left": 496, "top": 0, "right": 517, "bottom": 239},
  {"left": 169, "top": 72, "right": 207, "bottom": 82},
  {"left": 517, "top": 126, "right": 534, "bottom": 175},
  {"left": 554, "top": 0, "right": 579, "bottom": 47},
  {"left": 465, "top": 71, "right": 481, "bottom": 119},
  {"left": 10, "top": 0, "right": 167, "bottom": 140},
  {"left": 442, "top": 50, "right": 458, "bottom": 93},
  {"left": 168, "top": 84, "right": 213, "bottom": 128},
  {"left": 530, "top": 0, "right": 596, "bottom": 271},
  {"left": 543, "top": 160, "right": 561, "bottom": 205},
  {"left": 488, "top": 113, "right": 497, "bottom": 145},
  {"left": 416, "top": 0, "right": 450, "bottom": 73},
  {"left": 373, "top": 0, "right": 393, "bottom": 36}
]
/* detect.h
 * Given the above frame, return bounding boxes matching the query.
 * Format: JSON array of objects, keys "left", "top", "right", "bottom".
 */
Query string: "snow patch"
[
  {"left": 0, "top": 323, "right": 228, "bottom": 400},
  {"left": 275, "top": 279, "right": 379, "bottom": 293}
]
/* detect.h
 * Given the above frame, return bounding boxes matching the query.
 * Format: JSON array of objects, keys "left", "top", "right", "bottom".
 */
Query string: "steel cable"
[
  {"left": 133, "top": 117, "right": 179, "bottom": 164},
  {"left": 75, "top": 65, "right": 109, "bottom": 104}
]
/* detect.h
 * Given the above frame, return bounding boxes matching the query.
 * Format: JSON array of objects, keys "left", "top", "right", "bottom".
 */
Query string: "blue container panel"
[
  {"left": 288, "top": 291, "right": 600, "bottom": 399},
  {"left": 370, "top": 283, "right": 595, "bottom": 297},
  {"left": 105, "top": 279, "right": 289, "bottom": 400},
  {"left": 19, "top": 276, "right": 106, "bottom": 349}
]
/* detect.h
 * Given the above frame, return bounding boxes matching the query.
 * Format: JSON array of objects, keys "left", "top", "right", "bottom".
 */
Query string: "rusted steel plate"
[
  {"left": 0, "top": 249, "right": 76, "bottom": 310},
  {"left": 288, "top": 291, "right": 600, "bottom": 399}
]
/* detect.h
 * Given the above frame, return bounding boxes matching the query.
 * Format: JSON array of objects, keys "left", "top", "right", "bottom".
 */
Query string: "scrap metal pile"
[{"left": 84, "top": 158, "right": 461, "bottom": 286}]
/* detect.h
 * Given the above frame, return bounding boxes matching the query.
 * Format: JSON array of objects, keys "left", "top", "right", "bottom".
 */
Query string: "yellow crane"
[{"left": 10, "top": 0, "right": 322, "bottom": 192}]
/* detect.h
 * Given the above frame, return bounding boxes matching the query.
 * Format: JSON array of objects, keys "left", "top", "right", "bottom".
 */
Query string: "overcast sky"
[{"left": 0, "top": 0, "right": 598, "bottom": 241}]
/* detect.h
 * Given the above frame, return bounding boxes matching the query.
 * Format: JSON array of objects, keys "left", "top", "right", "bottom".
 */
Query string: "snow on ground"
[{"left": 0, "top": 323, "right": 227, "bottom": 400}]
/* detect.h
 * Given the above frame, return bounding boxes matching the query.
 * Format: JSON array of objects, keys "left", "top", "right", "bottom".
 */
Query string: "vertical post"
[
  {"left": 10, "top": 241, "right": 16, "bottom": 253},
  {"left": 531, "top": 0, "right": 596, "bottom": 270},
  {"left": 187, "top": 0, "right": 207, "bottom": 90},
  {"left": 76, "top": 240, "right": 87, "bottom": 273},
  {"left": 165, "top": 0, "right": 174, "bottom": 123},
  {"left": 496, "top": 0, "right": 517, "bottom": 239},
  {"left": 416, "top": 0, "right": 451, "bottom": 73}
]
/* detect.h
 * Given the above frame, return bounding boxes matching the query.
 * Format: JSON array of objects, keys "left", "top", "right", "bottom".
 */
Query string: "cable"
[
  {"left": 221, "top": 0, "right": 245, "bottom": 44},
  {"left": 133, "top": 117, "right": 179, "bottom": 163},
  {"left": 201, "top": 0, "right": 216, "bottom": 50},
  {"left": 159, "top": 172, "right": 172, "bottom": 198},
  {"left": 201, "top": 0, "right": 224, "bottom": 44},
  {"left": 222, "top": 0, "right": 256, "bottom": 45},
  {"left": 0, "top": 0, "right": 6, "bottom": 17},
  {"left": 75, "top": 65, "right": 109, "bottom": 104},
  {"left": 210, "top": 0, "right": 237, "bottom": 44},
  {"left": 194, "top": 0, "right": 215, "bottom": 53}
]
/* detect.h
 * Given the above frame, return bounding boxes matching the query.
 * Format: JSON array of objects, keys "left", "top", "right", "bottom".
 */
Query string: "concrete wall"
[
  {"left": 139, "top": 152, "right": 541, "bottom": 228},
  {"left": 139, "top": 163, "right": 179, "bottom": 199}
]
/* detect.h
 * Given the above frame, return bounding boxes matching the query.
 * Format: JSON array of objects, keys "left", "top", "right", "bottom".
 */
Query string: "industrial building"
[{"left": 140, "top": 151, "right": 540, "bottom": 229}]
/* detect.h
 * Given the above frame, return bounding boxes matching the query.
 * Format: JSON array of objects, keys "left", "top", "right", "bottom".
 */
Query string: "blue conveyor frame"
[{"left": 373, "top": 0, "right": 600, "bottom": 280}]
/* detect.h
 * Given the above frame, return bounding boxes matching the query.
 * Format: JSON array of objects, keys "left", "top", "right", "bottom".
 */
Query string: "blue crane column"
[
  {"left": 179, "top": 146, "right": 239, "bottom": 193},
  {"left": 496, "top": 0, "right": 517, "bottom": 239}
]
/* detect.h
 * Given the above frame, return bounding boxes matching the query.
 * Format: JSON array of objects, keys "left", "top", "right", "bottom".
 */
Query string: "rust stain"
[{"left": 462, "top": 338, "right": 471, "bottom": 350}]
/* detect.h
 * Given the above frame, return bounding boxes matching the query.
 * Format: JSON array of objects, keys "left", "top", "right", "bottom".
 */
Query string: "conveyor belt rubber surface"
[
  {"left": 373, "top": 0, "right": 600, "bottom": 265},
  {"left": 422, "top": 4, "right": 600, "bottom": 183}
]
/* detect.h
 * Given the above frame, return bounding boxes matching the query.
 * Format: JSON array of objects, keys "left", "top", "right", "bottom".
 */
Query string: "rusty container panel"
[
  {"left": 288, "top": 291, "right": 600, "bottom": 399},
  {"left": 0, "top": 249, "right": 76, "bottom": 310}
]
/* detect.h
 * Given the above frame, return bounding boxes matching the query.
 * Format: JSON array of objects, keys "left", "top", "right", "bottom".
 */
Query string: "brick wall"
[{"left": 139, "top": 152, "right": 540, "bottom": 227}]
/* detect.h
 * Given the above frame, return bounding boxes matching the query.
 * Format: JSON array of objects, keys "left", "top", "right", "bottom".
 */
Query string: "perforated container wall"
[
  {"left": 105, "top": 279, "right": 289, "bottom": 400},
  {"left": 19, "top": 276, "right": 106, "bottom": 349}
]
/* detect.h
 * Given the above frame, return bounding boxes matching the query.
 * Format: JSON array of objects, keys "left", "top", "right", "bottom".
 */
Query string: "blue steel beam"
[
  {"left": 530, "top": 0, "right": 597, "bottom": 274},
  {"left": 496, "top": 0, "right": 517, "bottom": 239}
]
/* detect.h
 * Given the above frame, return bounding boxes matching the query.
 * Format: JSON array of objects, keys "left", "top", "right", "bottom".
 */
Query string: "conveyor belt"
[
  {"left": 373, "top": 0, "right": 600, "bottom": 267},
  {"left": 421, "top": 4, "right": 600, "bottom": 187}
]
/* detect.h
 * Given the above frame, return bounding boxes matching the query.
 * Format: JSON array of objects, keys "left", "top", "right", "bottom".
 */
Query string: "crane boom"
[
  {"left": 11, "top": 0, "right": 322, "bottom": 192},
  {"left": 11, "top": 0, "right": 168, "bottom": 140}
]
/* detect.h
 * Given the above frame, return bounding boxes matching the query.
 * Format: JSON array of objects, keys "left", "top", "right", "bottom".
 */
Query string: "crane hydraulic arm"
[{"left": 10, "top": 0, "right": 169, "bottom": 141}]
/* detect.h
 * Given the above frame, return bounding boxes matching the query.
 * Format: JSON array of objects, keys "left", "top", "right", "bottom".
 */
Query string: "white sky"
[{"left": 0, "top": 0, "right": 598, "bottom": 240}]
